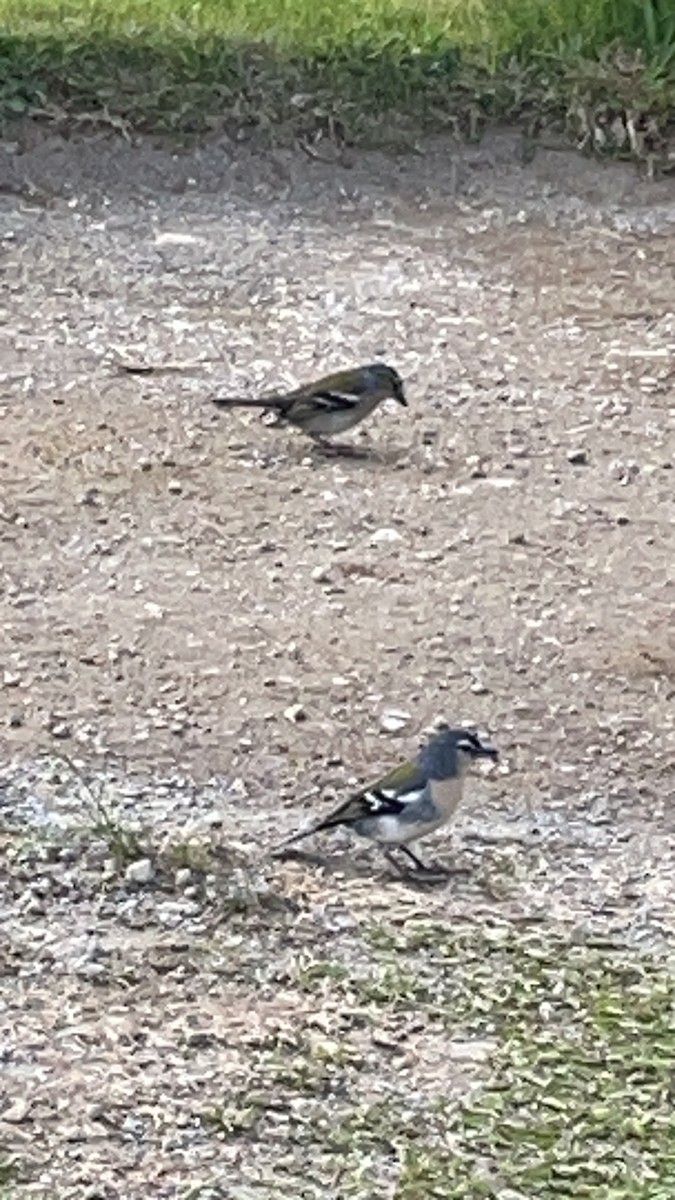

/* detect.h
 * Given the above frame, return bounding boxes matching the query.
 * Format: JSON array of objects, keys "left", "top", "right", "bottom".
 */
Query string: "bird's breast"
[{"left": 429, "top": 775, "right": 465, "bottom": 820}]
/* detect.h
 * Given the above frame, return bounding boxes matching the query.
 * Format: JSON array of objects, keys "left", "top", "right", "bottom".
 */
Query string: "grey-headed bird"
[
  {"left": 275, "top": 725, "right": 498, "bottom": 874},
  {"left": 211, "top": 362, "right": 407, "bottom": 452}
]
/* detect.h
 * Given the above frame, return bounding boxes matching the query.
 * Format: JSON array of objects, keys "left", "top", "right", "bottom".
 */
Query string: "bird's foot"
[
  {"left": 416, "top": 860, "right": 452, "bottom": 876},
  {"left": 384, "top": 848, "right": 445, "bottom": 879},
  {"left": 411, "top": 862, "right": 455, "bottom": 886},
  {"left": 385, "top": 861, "right": 449, "bottom": 888},
  {"left": 384, "top": 847, "right": 468, "bottom": 884}
]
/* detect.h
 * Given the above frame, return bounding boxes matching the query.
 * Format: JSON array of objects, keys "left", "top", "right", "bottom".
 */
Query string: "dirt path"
[{"left": 1, "top": 126, "right": 674, "bottom": 1197}]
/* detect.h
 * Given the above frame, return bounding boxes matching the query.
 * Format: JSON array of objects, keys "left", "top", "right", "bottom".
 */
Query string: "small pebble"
[
  {"left": 550, "top": 498, "right": 576, "bottom": 517},
  {"left": 370, "top": 528, "right": 402, "bottom": 545},
  {"left": 124, "top": 857, "right": 155, "bottom": 885},
  {"left": 380, "top": 708, "right": 411, "bottom": 732},
  {"left": 50, "top": 722, "right": 72, "bottom": 740},
  {"left": 79, "top": 487, "right": 101, "bottom": 506},
  {"left": 608, "top": 458, "right": 640, "bottom": 484},
  {"left": 311, "top": 565, "right": 332, "bottom": 582},
  {"left": 284, "top": 703, "right": 306, "bottom": 723}
]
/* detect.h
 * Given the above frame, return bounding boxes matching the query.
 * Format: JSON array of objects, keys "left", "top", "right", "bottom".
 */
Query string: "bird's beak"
[{"left": 394, "top": 384, "right": 408, "bottom": 408}]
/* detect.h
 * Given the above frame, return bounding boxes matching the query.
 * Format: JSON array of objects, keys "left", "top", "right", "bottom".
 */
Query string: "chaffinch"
[
  {"left": 211, "top": 362, "right": 407, "bottom": 452},
  {"left": 275, "top": 725, "right": 498, "bottom": 874}
]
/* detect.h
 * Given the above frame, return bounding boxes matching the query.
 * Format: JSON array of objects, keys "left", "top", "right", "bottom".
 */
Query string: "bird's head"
[
  {"left": 367, "top": 362, "right": 408, "bottom": 407},
  {"left": 418, "top": 724, "right": 498, "bottom": 780}
]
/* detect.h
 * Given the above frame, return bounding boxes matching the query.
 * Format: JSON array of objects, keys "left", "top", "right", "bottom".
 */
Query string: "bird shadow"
[
  {"left": 272, "top": 845, "right": 471, "bottom": 889},
  {"left": 305, "top": 441, "right": 406, "bottom": 468},
  {"left": 226, "top": 437, "right": 407, "bottom": 471}
]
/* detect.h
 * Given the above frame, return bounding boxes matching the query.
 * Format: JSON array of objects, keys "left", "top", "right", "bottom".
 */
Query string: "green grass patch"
[
  {"left": 1, "top": 0, "right": 673, "bottom": 61},
  {"left": 210, "top": 921, "right": 675, "bottom": 1195},
  {"left": 0, "top": 0, "right": 673, "bottom": 159}
]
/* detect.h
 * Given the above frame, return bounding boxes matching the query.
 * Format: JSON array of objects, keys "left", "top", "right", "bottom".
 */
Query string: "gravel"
[{"left": 1, "top": 122, "right": 674, "bottom": 1197}]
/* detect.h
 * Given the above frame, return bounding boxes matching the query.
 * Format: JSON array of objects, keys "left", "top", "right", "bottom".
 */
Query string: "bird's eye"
[{"left": 457, "top": 734, "right": 481, "bottom": 753}]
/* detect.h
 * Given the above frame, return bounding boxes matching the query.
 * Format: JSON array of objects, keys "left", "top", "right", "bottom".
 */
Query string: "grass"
[
  {"left": 201, "top": 920, "right": 675, "bottom": 1196},
  {"left": 0, "top": 0, "right": 673, "bottom": 162}
]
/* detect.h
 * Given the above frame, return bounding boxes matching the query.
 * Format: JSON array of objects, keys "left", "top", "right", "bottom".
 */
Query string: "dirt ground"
[{"left": 1, "top": 126, "right": 674, "bottom": 1198}]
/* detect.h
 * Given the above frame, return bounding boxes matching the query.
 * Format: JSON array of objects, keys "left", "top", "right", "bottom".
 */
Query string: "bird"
[
  {"left": 211, "top": 362, "right": 407, "bottom": 452},
  {"left": 274, "top": 725, "right": 498, "bottom": 874}
]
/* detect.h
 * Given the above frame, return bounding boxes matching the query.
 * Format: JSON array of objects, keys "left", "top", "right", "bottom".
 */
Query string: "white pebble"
[
  {"left": 284, "top": 703, "right": 306, "bottom": 723},
  {"left": 380, "top": 708, "right": 411, "bottom": 732},
  {"left": 371, "top": 527, "right": 402, "bottom": 545},
  {"left": 124, "top": 857, "right": 155, "bottom": 885}
]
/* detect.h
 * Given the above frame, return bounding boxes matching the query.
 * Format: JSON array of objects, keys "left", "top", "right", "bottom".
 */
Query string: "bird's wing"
[
  {"left": 314, "top": 369, "right": 371, "bottom": 397},
  {"left": 310, "top": 760, "right": 426, "bottom": 831},
  {"left": 369, "top": 758, "right": 426, "bottom": 797},
  {"left": 283, "top": 369, "right": 372, "bottom": 414},
  {"left": 314, "top": 390, "right": 363, "bottom": 410},
  {"left": 277, "top": 759, "right": 427, "bottom": 849},
  {"left": 287, "top": 389, "right": 363, "bottom": 418},
  {"left": 214, "top": 370, "right": 372, "bottom": 415}
]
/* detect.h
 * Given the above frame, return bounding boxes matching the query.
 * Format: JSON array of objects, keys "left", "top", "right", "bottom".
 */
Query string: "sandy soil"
[{"left": 1, "top": 125, "right": 674, "bottom": 1197}]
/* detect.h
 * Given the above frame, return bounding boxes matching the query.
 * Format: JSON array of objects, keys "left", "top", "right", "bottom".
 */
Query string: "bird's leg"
[
  {"left": 383, "top": 849, "right": 413, "bottom": 877},
  {"left": 308, "top": 434, "right": 339, "bottom": 455},
  {"left": 397, "top": 844, "right": 432, "bottom": 871},
  {"left": 396, "top": 845, "right": 450, "bottom": 876}
]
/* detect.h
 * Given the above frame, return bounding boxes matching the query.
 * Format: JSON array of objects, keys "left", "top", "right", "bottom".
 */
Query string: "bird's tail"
[
  {"left": 271, "top": 823, "right": 319, "bottom": 854},
  {"left": 272, "top": 802, "right": 355, "bottom": 854},
  {"left": 212, "top": 396, "right": 280, "bottom": 410}
]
